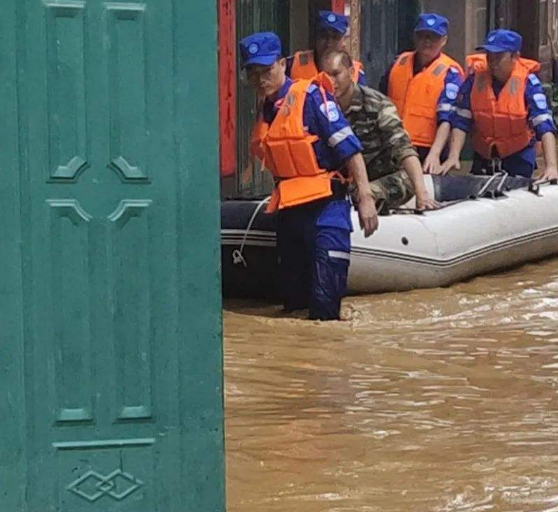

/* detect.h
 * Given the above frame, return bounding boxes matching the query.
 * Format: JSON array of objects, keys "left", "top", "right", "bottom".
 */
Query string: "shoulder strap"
[{"left": 517, "top": 57, "right": 541, "bottom": 75}]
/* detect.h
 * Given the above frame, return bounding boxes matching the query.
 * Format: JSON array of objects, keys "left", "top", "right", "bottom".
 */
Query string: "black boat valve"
[{"left": 528, "top": 182, "right": 541, "bottom": 196}]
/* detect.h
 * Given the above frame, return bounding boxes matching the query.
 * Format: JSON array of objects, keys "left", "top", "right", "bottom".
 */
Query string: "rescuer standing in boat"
[
  {"left": 240, "top": 32, "right": 376, "bottom": 321},
  {"left": 287, "top": 10, "right": 367, "bottom": 86},
  {"left": 441, "top": 29, "right": 558, "bottom": 181},
  {"left": 379, "top": 13, "right": 465, "bottom": 174}
]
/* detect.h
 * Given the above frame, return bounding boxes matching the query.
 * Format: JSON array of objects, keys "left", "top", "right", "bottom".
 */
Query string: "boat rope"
[
  {"left": 495, "top": 170, "right": 509, "bottom": 193},
  {"left": 489, "top": 158, "right": 503, "bottom": 175},
  {"left": 232, "top": 196, "right": 271, "bottom": 268},
  {"left": 476, "top": 172, "right": 502, "bottom": 197}
]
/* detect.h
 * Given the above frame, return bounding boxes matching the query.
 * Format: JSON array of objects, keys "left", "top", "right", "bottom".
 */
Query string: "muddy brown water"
[{"left": 224, "top": 258, "right": 558, "bottom": 512}]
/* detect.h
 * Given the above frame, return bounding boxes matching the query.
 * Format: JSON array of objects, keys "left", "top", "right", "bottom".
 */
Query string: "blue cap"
[
  {"left": 317, "top": 10, "right": 349, "bottom": 35},
  {"left": 476, "top": 29, "right": 522, "bottom": 53},
  {"left": 240, "top": 32, "right": 282, "bottom": 68},
  {"left": 414, "top": 13, "right": 449, "bottom": 37}
]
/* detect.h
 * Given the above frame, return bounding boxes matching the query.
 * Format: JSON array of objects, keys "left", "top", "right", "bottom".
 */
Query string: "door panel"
[
  {"left": 1, "top": 0, "right": 224, "bottom": 510},
  {"left": 45, "top": 2, "right": 89, "bottom": 180},
  {"left": 0, "top": 1, "right": 27, "bottom": 509},
  {"left": 106, "top": 3, "right": 149, "bottom": 181}
]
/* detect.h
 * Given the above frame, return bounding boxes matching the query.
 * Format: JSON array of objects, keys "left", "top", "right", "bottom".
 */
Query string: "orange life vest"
[
  {"left": 387, "top": 51, "right": 464, "bottom": 147},
  {"left": 469, "top": 55, "right": 541, "bottom": 160},
  {"left": 291, "top": 50, "right": 364, "bottom": 84},
  {"left": 250, "top": 74, "right": 344, "bottom": 213},
  {"left": 466, "top": 53, "right": 487, "bottom": 74}
]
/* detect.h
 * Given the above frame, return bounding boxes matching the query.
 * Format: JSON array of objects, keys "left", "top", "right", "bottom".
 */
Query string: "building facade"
[
  {"left": 218, "top": 0, "right": 557, "bottom": 197},
  {"left": 421, "top": 0, "right": 558, "bottom": 81},
  {"left": 219, "top": 0, "right": 421, "bottom": 198}
]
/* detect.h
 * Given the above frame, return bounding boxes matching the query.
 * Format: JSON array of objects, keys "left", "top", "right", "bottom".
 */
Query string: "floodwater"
[{"left": 224, "top": 258, "right": 558, "bottom": 512}]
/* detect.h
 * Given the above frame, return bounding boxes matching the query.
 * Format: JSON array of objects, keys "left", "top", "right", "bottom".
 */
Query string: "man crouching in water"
[{"left": 320, "top": 49, "right": 439, "bottom": 211}]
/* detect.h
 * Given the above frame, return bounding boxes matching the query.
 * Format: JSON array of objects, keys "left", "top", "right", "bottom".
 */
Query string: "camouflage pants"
[
  {"left": 351, "top": 170, "right": 415, "bottom": 211},
  {"left": 369, "top": 170, "right": 415, "bottom": 208}
]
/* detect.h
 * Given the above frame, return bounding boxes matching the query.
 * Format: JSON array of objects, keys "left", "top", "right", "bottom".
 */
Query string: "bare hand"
[
  {"left": 440, "top": 156, "right": 461, "bottom": 175},
  {"left": 534, "top": 166, "right": 558, "bottom": 185},
  {"left": 422, "top": 152, "right": 442, "bottom": 175},
  {"left": 357, "top": 194, "right": 379, "bottom": 238},
  {"left": 416, "top": 192, "right": 440, "bottom": 210}
]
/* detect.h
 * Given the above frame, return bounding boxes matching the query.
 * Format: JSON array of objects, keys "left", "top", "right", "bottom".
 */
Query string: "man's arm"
[
  {"left": 440, "top": 128, "right": 467, "bottom": 174},
  {"left": 375, "top": 95, "right": 436, "bottom": 208},
  {"left": 439, "top": 77, "right": 475, "bottom": 174},
  {"left": 424, "top": 68, "right": 464, "bottom": 174},
  {"left": 525, "top": 74, "right": 557, "bottom": 182},
  {"left": 423, "top": 122, "right": 452, "bottom": 174},
  {"left": 401, "top": 156, "right": 439, "bottom": 209},
  {"left": 307, "top": 88, "right": 364, "bottom": 160},
  {"left": 526, "top": 74, "right": 556, "bottom": 140},
  {"left": 345, "top": 153, "right": 379, "bottom": 237},
  {"left": 536, "top": 131, "right": 558, "bottom": 183},
  {"left": 304, "top": 88, "right": 378, "bottom": 236}
]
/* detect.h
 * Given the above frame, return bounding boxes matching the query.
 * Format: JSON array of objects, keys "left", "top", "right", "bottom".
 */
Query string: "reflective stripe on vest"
[
  {"left": 387, "top": 51, "right": 464, "bottom": 147},
  {"left": 470, "top": 57, "right": 541, "bottom": 160},
  {"left": 291, "top": 50, "right": 364, "bottom": 84},
  {"left": 249, "top": 74, "right": 342, "bottom": 212}
]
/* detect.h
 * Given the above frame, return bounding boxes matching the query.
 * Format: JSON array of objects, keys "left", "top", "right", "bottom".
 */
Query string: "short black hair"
[{"left": 319, "top": 49, "right": 353, "bottom": 70}]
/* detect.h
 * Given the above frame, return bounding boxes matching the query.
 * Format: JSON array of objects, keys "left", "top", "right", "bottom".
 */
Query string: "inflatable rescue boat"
[{"left": 221, "top": 177, "right": 558, "bottom": 297}]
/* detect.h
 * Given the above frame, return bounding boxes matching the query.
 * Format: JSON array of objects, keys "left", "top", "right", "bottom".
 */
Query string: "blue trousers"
[
  {"left": 277, "top": 199, "right": 351, "bottom": 321},
  {"left": 471, "top": 151, "right": 535, "bottom": 178}
]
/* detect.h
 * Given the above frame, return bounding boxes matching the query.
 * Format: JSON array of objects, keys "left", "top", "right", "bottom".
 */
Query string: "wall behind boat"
[
  {"left": 220, "top": 0, "right": 289, "bottom": 199},
  {"left": 420, "top": 0, "right": 558, "bottom": 82}
]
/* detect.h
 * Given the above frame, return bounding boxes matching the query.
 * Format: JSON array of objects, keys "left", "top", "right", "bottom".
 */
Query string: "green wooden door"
[{"left": 0, "top": 0, "right": 224, "bottom": 511}]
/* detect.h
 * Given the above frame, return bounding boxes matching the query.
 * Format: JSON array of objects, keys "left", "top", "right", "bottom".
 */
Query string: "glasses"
[
  {"left": 242, "top": 61, "right": 278, "bottom": 85},
  {"left": 415, "top": 31, "right": 443, "bottom": 43},
  {"left": 316, "top": 30, "right": 344, "bottom": 42}
]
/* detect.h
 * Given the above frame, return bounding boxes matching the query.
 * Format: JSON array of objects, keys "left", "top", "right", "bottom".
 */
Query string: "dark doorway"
[{"left": 360, "top": 0, "right": 420, "bottom": 88}]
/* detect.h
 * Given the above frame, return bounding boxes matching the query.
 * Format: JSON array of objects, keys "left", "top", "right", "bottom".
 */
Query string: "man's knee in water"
[{"left": 309, "top": 227, "right": 351, "bottom": 321}]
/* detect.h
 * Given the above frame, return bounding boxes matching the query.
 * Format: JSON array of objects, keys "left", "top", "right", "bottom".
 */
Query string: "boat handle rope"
[
  {"left": 232, "top": 196, "right": 271, "bottom": 268},
  {"left": 495, "top": 170, "right": 509, "bottom": 194},
  {"left": 489, "top": 158, "right": 503, "bottom": 175},
  {"left": 476, "top": 172, "right": 501, "bottom": 198}
]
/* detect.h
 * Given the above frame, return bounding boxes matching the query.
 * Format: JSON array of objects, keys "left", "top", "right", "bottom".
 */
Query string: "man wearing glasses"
[{"left": 240, "top": 32, "right": 376, "bottom": 321}]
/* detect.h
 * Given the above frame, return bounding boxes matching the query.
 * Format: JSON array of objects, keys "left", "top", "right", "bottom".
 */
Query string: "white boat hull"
[{"left": 222, "top": 184, "right": 558, "bottom": 295}]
